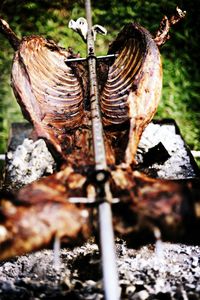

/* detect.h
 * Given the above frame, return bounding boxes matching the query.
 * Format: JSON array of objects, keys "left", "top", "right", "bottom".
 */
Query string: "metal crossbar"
[{"left": 65, "top": 54, "right": 116, "bottom": 63}]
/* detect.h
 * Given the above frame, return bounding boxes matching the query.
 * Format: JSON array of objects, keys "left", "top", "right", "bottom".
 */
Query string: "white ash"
[
  {"left": 6, "top": 138, "right": 56, "bottom": 190},
  {"left": 137, "top": 122, "right": 196, "bottom": 179},
  {"left": 4, "top": 121, "right": 197, "bottom": 191},
  {"left": 0, "top": 241, "right": 200, "bottom": 299},
  {"left": 117, "top": 242, "right": 200, "bottom": 299}
]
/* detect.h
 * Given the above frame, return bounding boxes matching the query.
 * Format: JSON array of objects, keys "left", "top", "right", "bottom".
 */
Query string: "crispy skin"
[
  {"left": 0, "top": 167, "right": 199, "bottom": 259},
  {"left": 111, "top": 168, "right": 200, "bottom": 245},
  {"left": 0, "top": 200, "right": 91, "bottom": 260},
  {"left": 1, "top": 16, "right": 197, "bottom": 261},
  {"left": 1, "top": 12, "right": 187, "bottom": 165},
  {"left": 0, "top": 168, "right": 92, "bottom": 260}
]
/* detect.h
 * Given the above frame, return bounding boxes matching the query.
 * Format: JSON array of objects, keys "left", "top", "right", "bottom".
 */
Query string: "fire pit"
[
  {"left": 0, "top": 241, "right": 200, "bottom": 300},
  {"left": 136, "top": 119, "right": 199, "bottom": 180},
  {"left": 1, "top": 119, "right": 200, "bottom": 299},
  {"left": 3, "top": 119, "right": 200, "bottom": 191}
]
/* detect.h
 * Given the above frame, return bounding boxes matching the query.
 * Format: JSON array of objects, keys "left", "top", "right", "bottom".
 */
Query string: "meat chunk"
[
  {"left": 0, "top": 167, "right": 92, "bottom": 260},
  {"left": 0, "top": 167, "right": 199, "bottom": 260}
]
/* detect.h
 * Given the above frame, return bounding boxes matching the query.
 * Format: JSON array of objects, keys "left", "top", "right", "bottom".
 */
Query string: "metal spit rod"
[{"left": 85, "top": 0, "right": 120, "bottom": 299}]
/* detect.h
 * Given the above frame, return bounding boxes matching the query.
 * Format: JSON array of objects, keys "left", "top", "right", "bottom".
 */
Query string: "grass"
[{"left": 0, "top": 0, "right": 199, "bottom": 167}]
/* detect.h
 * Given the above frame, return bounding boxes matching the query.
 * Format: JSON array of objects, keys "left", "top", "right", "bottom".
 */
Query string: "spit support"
[{"left": 67, "top": 0, "right": 121, "bottom": 299}]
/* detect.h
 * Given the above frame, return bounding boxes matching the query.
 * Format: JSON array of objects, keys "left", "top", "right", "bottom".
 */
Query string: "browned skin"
[
  {"left": 11, "top": 35, "right": 90, "bottom": 162},
  {"left": 0, "top": 166, "right": 199, "bottom": 260},
  {"left": 0, "top": 10, "right": 186, "bottom": 168},
  {"left": 0, "top": 167, "right": 92, "bottom": 260},
  {"left": 111, "top": 168, "right": 200, "bottom": 245}
]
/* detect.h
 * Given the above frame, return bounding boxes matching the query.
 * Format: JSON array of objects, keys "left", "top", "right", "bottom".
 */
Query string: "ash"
[
  {"left": 0, "top": 241, "right": 200, "bottom": 299},
  {"left": 136, "top": 122, "right": 197, "bottom": 179},
  {"left": 3, "top": 121, "right": 198, "bottom": 190},
  {"left": 5, "top": 138, "right": 55, "bottom": 190}
]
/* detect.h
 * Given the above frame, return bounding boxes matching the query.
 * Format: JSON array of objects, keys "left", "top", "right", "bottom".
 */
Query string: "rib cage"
[
  {"left": 11, "top": 37, "right": 85, "bottom": 159},
  {"left": 100, "top": 23, "right": 162, "bottom": 164},
  {"left": 100, "top": 38, "right": 144, "bottom": 125},
  {"left": 9, "top": 22, "right": 162, "bottom": 165}
]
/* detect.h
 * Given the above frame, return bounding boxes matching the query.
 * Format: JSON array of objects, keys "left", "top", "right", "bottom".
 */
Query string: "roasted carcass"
[
  {"left": 1, "top": 11, "right": 196, "bottom": 261},
  {"left": 0, "top": 166, "right": 199, "bottom": 260},
  {"left": 0, "top": 17, "right": 162, "bottom": 165}
]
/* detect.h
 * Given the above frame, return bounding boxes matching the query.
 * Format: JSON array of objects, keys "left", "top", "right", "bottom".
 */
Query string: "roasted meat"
[
  {"left": 0, "top": 18, "right": 162, "bottom": 165},
  {"left": 0, "top": 12, "right": 194, "bottom": 261},
  {"left": 101, "top": 23, "right": 162, "bottom": 164},
  {"left": 111, "top": 168, "right": 200, "bottom": 246},
  {"left": 11, "top": 36, "right": 89, "bottom": 161},
  {"left": 0, "top": 167, "right": 199, "bottom": 260},
  {"left": 0, "top": 167, "right": 92, "bottom": 260}
]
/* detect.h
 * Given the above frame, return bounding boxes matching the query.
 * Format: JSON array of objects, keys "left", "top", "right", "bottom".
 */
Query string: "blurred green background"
[{"left": 0, "top": 0, "right": 199, "bottom": 165}]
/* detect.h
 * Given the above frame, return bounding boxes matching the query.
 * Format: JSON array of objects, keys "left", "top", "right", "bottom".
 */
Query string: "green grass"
[
  {"left": 0, "top": 0, "right": 199, "bottom": 167},
  {"left": 157, "top": 55, "right": 200, "bottom": 151}
]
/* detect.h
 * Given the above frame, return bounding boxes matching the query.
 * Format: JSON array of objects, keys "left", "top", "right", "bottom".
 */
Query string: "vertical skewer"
[
  {"left": 85, "top": 0, "right": 120, "bottom": 299},
  {"left": 53, "top": 235, "right": 61, "bottom": 271}
]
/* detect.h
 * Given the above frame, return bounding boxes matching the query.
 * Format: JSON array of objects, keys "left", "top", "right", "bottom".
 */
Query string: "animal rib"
[
  {"left": 11, "top": 36, "right": 85, "bottom": 160},
  {"left": 4, "top": 19, "right": 162, "bottom": 164},
  {"left": 100, "top": 29, "right": 145, "bottom": 125},
  {"left": 100, "top": 23, "right": 162, "bottom": 164}
]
